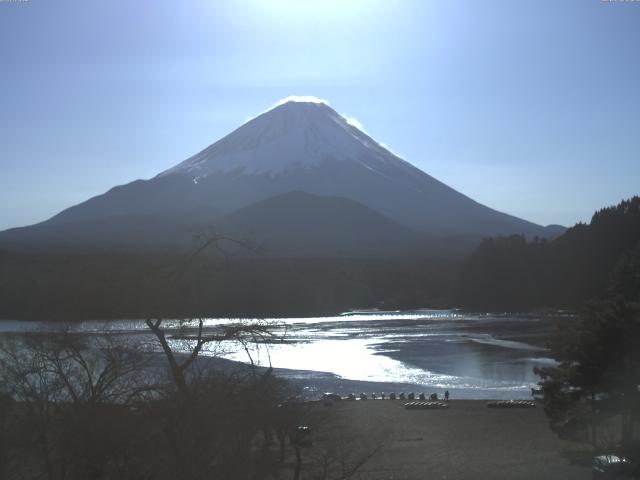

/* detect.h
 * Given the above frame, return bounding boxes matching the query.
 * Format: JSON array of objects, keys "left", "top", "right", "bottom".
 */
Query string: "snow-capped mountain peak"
[
  {"left": 0, "top": 96, "right": 556, "bottom": 253},
  {"left": 159, "top": 98, "right": 397, "bottom": 178}
]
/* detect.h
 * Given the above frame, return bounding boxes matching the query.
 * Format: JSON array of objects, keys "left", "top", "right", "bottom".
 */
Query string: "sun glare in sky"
[
  {"left": 0, "top": 0, "right": 639, "bottom": 229},
  {"left": 252, "top": 0, "right": 376, "bottom": 19}
]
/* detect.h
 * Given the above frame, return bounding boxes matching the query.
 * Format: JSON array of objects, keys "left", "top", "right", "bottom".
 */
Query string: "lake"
[{"left": 0, "top": 309, "right": 567, "bottom": 399}]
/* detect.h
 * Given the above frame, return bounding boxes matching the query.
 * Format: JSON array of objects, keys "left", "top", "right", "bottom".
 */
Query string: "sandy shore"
[{"left": 297, "top": 400, "right": 592, "bottom": 480}]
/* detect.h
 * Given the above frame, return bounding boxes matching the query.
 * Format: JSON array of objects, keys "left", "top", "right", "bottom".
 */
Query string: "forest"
[
  {"left": 0, "top": 197, "right": 638, "bottom": 320},
  {"left": 455, "top": 197, "right": 640, "bottom": 311},
  {"left": 0, "top": 251, "right": 458, "bottom": 320}
]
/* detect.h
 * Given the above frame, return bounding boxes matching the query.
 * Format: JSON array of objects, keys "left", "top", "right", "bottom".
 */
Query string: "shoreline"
[
  {"left": 188, "top": 355, "right": 540, "bottom": 400},
  {"left": 0, "top": 311, "right": 560, "bottom": 400},
  {"left": 303, "top": 400, "right": 592, "bottom": 479}
]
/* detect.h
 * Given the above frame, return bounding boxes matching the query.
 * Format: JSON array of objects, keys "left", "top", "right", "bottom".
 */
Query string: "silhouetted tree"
[
  {"left": 0, "top": 332, "right": 155, "bottom": 480},
  {"left": 536, "top": 247, "right": 640, "bottom": 450}
]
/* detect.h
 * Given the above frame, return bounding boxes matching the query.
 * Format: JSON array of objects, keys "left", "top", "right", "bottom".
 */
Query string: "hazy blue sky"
[{"left": 1, "top": 0, "right": 639, "bottom": 230}]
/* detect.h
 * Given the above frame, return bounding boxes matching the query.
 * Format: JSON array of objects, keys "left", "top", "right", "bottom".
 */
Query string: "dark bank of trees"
[
  {"left": 1, "top": 197, "right": 638, "bottom": 320},
  {"left": 455, "top": 197, "right": 640, "bottom": 311},
  {"left": 534, "top": 246, "right": 640, "bottom": 458},
  {"left": 0, "top": 252, "right": 458, "bottom": 320}
]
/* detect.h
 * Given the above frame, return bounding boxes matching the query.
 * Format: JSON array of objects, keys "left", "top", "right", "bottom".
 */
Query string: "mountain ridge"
[{"left": 0, "top": 99, "right": 564, "bottom": 255}]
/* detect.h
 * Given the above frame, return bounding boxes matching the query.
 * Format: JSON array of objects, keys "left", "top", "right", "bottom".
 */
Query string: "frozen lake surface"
[{"left": 0, "top": 310, "right": 567, "bottom": 399}]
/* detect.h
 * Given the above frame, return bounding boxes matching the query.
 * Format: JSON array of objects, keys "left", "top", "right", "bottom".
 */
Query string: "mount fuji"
[{"left": 0, "top": 98, "right": 563, "bottom": 256}]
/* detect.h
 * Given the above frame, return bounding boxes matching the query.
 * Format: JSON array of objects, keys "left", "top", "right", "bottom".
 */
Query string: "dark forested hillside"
[
  {"left": 3, "top": 197, "right": 637, "bottom": 319},
  {"left": 455, "top": 197, "right": 640, "bottom": 311},
  {"left": 0, "top": 249, "right": 458, "bottom": 320}
]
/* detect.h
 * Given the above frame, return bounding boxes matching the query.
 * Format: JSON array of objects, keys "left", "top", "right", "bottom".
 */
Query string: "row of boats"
[
  {"left": 321, "top": 393, "right": 537, "bottom": 409},
  {"left": 322, "top": 392, "right": 446, "bottom": 402}
]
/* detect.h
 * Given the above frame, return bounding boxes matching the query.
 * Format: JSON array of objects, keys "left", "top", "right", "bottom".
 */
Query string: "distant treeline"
[
  {"left": 454, "top": 196, "right": 640, "bottom": 311},
  {"left": 0, "top": 250, "right": 458, "bottom": 320},
  {"left": 2, "top": 197, "right": 638, "bottom": 319}
]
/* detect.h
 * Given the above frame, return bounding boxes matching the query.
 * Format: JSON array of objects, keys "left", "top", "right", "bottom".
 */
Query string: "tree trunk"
[
  {"left": 293, "top": 447, "right": 302, "bottom": 480},
  {"left": 591, "top": 392, "right": 598, "bottom": 448},
  {"left": 279, "top": 435, "right": 286, "bottom": 463},
  {"left": 145, "top": 319, "right": 191, "bottom": 399},
  {"left": 622, "top": 406, "right": 633, "bottom": 448}
]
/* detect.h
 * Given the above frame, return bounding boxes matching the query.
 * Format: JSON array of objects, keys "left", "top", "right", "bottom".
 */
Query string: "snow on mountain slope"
[{"left": 159, "top": 99, "right": 419, "bottom": 179}]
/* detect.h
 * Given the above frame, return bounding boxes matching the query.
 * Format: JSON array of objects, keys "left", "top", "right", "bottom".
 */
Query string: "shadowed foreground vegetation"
[
  {"left": 531, "top": 221, "right": 640, "bottom": 466},
  {"left": 0, "top": 321, "right": 384, "bottom": 480}
]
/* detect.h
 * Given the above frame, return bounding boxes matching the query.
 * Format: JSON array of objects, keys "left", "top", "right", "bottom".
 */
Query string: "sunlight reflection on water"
[{"left": 0, "top": 309, "right": 562, "bottom": 398}]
